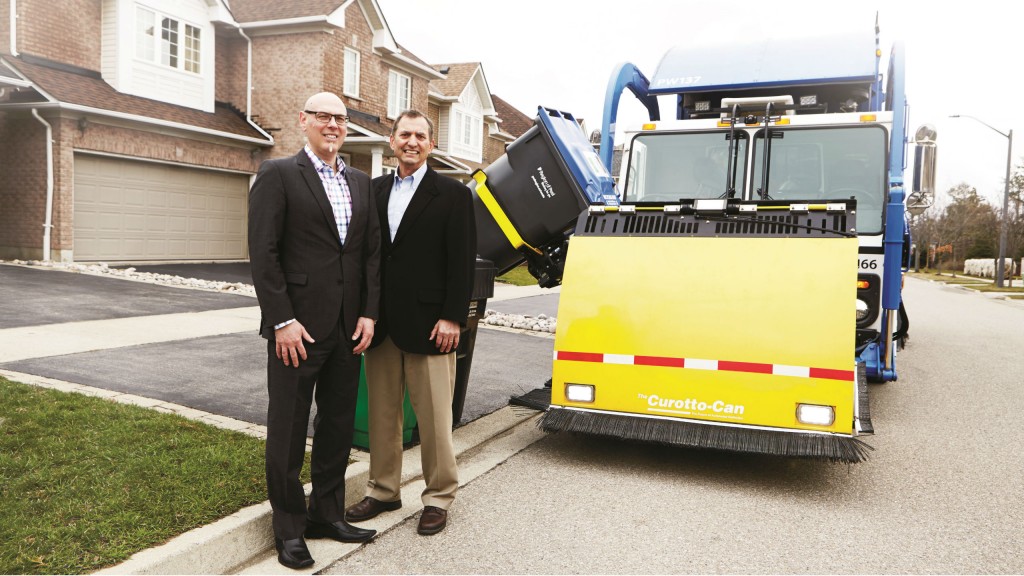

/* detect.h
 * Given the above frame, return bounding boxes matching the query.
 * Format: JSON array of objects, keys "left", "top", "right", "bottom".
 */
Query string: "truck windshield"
[
  {"left": 752, "top": 125, "right": 888, "bottom": 234},
  {"left": 624, "top": 131, "right": 748, "bottom": 202}
]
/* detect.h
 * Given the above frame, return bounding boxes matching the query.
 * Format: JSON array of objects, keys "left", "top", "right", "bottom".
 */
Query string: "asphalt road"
[
  {"left": 0, "top": 265, "right": 253, "bottom": 329},
  {"left": 325, "top": 277, "right": 1024, "bottom": 574}
]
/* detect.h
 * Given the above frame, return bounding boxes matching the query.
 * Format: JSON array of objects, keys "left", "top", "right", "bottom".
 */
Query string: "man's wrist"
[{"left": 274, "top": 319, "right": 296, "bottom": 330}]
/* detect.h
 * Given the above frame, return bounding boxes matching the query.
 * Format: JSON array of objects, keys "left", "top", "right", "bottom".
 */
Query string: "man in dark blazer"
[
  {"left": 344, "top": 110, "right": 476, "bottom": 536},
  {"left": 249, "top": 92, "right": 380, "bottom": 569}
]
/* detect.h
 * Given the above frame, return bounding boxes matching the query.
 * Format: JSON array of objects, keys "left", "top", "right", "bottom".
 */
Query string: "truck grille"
[{"left": 579, "top": 208, "right": 854, "bottom": 238}]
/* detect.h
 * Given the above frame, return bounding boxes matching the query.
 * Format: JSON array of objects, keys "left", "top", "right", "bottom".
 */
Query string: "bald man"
[{"left": 249, "top": 92, "right": 381, "bottom": 569}]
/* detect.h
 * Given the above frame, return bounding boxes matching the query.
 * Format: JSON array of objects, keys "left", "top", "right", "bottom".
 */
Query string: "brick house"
[{"left": 0, "top": 0, "right": 534, "bottom": 263}]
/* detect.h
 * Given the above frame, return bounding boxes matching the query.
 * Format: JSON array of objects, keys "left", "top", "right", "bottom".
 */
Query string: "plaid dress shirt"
[{"left": 304, "top": 145, "right": 353, "bottom": 244}]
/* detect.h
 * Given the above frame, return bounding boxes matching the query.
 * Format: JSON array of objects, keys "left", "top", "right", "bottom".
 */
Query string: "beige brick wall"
[
  {"left": 0, "top": 0, "right": 9, "bottom": 50},
  {"left": 216, "top": 31, "right": 249, "bottom": 115},
  {"left": 0, "top": 111, "right": 49, "bottom": 257},
  {"left": 12, "top": 0, "right": 101, "bottom": 70},
  {"left": 251, "top": 33, "right": 325, "bottom": 158}
]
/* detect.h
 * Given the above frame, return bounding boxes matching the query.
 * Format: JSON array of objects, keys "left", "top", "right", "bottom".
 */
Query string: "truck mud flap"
[{"left": 539, "top": 407, "right": 874, "bottom": 463}]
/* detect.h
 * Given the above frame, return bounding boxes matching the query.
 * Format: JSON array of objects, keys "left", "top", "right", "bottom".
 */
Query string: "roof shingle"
[
  {"left": 2, "top": 57, "right": 268, "bottom": 141},
  {"left": 227, "top": 0, "right": 347, "bottom": 23}
]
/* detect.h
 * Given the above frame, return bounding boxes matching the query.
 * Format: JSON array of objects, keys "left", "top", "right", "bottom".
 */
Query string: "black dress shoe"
[
  {"left": 305, "top": 518, "right": 376, "bottom": 543},
  {"left": 275, "top": 537, "right": 314, "bottom": 569},
  {"left": 345, "top": 496, "right": 403, "bottom": 522}
]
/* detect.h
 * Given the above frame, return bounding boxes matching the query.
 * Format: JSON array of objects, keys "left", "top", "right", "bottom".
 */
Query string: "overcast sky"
[{"left": 382, "top": 1, "right": 1023, "bottom": 210}]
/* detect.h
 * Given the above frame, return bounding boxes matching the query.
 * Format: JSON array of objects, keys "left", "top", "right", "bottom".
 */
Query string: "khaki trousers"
[{"left": 363, "top": 335, "right": 458, "bottom": 509}]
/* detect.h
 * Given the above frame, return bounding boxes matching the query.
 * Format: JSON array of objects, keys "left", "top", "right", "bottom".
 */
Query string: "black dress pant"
[{"left": 264, "top": 319, "right": 360, "bottom": 540}]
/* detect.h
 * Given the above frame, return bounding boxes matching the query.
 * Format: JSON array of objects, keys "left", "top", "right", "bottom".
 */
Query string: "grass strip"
[
  {"left": 496, "top": 264, "right": 536, "bottom": 286},
  {"left": 907, "top": 271, "right": 1024, "bottom": 291},
  {"left": 0, "top": 376, "right": 309, "bottom": 575}
]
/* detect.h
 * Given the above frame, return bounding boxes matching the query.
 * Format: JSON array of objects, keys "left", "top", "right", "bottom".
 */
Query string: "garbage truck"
[{"left": 471, "top": 23, "right": 937, "bottom": 463}]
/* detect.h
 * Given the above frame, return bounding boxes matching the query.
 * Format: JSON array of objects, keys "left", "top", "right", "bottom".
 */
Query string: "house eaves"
[
  {"left": 428, "top": 90, "right": 459, "bottom": 103},
  {"left": 383, "top": 52, "right": 445, "bottom": 81},
  {"left": 238, "top": 15, "right": 340, "bottom": 35}
]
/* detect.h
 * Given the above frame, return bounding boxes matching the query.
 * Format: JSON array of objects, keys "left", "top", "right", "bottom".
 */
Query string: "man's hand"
[
  {"left": 351, "top": 317, "right": 375, "bottom": 354},
  {"left": 429, "top": 319, "right": 461, "bottom": 354},
  {"left": 275, "top": 321, "right": 315, "bottom": 367}
]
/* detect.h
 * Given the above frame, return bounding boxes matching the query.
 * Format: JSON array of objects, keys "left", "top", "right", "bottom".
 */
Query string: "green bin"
[{"left": 352, "top": 355, "right": 416, "bottom": 450}]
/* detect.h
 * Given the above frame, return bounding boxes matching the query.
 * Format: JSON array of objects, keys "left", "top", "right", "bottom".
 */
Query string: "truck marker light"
[
  {"left": 796, "top": 404, "right": 835, "bottom": 426},
  {"left": 565, "top": 384, "right": 595, "bottom": 403},
  {"left": 694, "top": 198, "right": 728, "bottom": 214},
  {"left": 857, "top": 279, "right": 871, "bottom": 290},
  {"left": 717, "top": 120, "right": 732, "bottom": 128},
  {"left": 642, "top": 123, "right": 657, "bottom": 130},
  {"left": 860, "top": 114, "right": 877, "bottom": 122},
  {"left": 774, "top": 118, "right": 791, "bottom": 125}
]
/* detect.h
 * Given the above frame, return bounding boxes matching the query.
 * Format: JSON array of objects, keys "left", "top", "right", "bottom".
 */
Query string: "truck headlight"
[
  {"left": 856, "top": 298, "right": 870, "bottom": 321},
  {"left": 796, "top": 404, "right": 835, "bottom": 426},
  {"left": 565, "top": 383, "right": 595, "bottom": 403}
]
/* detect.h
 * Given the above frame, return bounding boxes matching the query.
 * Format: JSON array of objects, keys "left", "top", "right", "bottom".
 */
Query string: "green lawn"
[
  {"left": 496, "top": 264, "right": 537, "bottom": 286},
  {"left": 0, "top": 376, "right": 308, "bottom": 575},
  {"left": 907, "top": 270, "right": 1024, "bottom": 292}
]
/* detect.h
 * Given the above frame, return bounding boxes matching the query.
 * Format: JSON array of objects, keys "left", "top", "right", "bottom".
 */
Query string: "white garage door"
[{"left": 74, "top": 155, "right": 249, "bottom": 261}]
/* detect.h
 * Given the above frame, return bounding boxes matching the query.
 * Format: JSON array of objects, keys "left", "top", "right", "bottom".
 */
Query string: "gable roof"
[
  {"left": 430, "top": 62, "right": 481, "bottom": 99},
  {"left": 226, "top": 0, "right": 347, "bottom": 23},
  {"left": 0, "top": 55, "right": 271, "bottom": 144},
  {"left": 491, "top": 95, "right": 533, "bottom": 139}
]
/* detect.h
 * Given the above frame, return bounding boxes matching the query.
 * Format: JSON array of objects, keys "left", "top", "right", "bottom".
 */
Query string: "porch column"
[{"left": 370, "top": 146, "right": 384, "bottom": 178}]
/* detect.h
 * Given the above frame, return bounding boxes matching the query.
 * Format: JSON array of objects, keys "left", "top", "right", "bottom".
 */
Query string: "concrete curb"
[{"left": 93, "top": 406, "right": 542, "bottom": 575}]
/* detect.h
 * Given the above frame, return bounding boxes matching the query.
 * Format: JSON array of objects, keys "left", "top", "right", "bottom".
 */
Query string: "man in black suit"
[
  {"left": 249, "top": 92, "right": 380, "bottom": 569},
  {"left": 344, "top": 110, "right": 476, "bottom": 536}
]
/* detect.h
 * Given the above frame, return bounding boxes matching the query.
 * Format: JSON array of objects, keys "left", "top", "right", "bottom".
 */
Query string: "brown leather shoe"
[
  {"left": 417, "top": 506, "right": 447, "bottom": 535},
  {"left": 344, "top": 497, "right": 402, "bottom": 522}
]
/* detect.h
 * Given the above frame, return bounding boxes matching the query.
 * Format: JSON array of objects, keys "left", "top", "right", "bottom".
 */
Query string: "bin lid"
[{"left": 536, "top": 107, "right": 619, "bottom": 206}]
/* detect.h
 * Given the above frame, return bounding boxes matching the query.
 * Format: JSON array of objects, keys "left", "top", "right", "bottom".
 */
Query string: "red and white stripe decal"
[{"left": 554, "top": 350, "right": 854, "bottom": 382}]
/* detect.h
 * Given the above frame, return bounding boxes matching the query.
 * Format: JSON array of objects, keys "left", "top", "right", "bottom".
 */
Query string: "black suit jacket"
[
  {"left": 249, "top": 149, "right": 381, "bottom": 341},
  {"left": 372, "top": 167, "right": 476, "bottom": 355}
]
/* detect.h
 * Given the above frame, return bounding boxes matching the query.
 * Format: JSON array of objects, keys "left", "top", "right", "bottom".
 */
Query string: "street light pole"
[{"left": 950, "top": 115, "right": 1014, "bottom": 288}]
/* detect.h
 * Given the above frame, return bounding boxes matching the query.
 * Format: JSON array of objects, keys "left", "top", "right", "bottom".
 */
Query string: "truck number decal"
[{"left": 858, "top": 259, "right": 879, "bottom": 270}]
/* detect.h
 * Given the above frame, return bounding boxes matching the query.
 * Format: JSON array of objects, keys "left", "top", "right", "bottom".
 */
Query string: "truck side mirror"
[{"left": 907, "top": 124, "right": 937, "bottom": 216}]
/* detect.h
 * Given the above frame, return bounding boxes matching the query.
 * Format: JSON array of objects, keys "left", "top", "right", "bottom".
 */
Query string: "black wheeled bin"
[{"left": 469, "top": 107, "right": 617, "bottom": 275}]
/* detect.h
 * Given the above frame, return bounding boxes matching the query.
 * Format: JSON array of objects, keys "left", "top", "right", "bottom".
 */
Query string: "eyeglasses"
[{"left": 305, "top": 111, "right": 349, "bottom": 125}]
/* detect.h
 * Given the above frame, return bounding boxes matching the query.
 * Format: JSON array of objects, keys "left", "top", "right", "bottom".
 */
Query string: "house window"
[
  {"left": 454, "top": 109, "right": 482, "bottom": 150},
  {"left": 388, "top": 70, "right": 411, "bottom": 118},
  {"left": 135, "top": 7, "right": 155, "bottom": 61},
  {"left": 136, "top": 5, "right": 201, "bottom": 74},
  {"left": 161, "top": 17, "right": 179, "bottom": 68},
  {"left": 184, "top": 24, "right": 201, "bottom": 73},
  {"left": 344, "top": 48, "right": 360, "bottom": 98}
]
